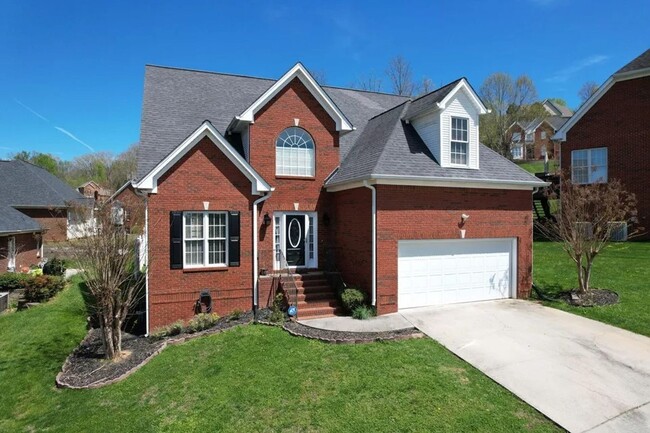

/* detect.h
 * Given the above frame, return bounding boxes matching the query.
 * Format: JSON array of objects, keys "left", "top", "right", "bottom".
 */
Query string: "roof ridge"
[
  {"left": 372, "top": 103, "right": 412, "bottom": 173},
  {"left": 408, "top": 77, "right": 464, "bottom": 104},
  {"left": 367, "top": 100, "right": 411, "bottom": 121},
  {"left": 146, "top": 64, "right": 413, "bottom": 98}
]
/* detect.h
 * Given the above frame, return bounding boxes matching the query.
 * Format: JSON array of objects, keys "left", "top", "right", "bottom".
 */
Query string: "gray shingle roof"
[
  {"left": 401, "top": 79, "right": 462, "bottom": 120},
  {"left": 0, "top": 206, "right": 42, "bottom": 235},
  {"left": 0, "top": 160, "right": 88, "bottom": 234},
  {"left": 137, "top": 65, "right": 408, "bottom": 179},
  {"left": 0, "top": 160, "right": 87, "bottom": 208},
  {"left": 616, "top": 48, "right": 650, "bottom": 75},
  {"left": 327, "top": 101, "right": 546, "bottom": 187},
  {"left": 546, "top": 116, "right": 569, "bottom": 131}
]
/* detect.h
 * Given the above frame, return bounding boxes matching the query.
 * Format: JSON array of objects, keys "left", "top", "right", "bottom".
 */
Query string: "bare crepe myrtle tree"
[
  {"left": 535, "top": 175, "right": 640, "bottom": 294},
  {"left": 66, "top": 198, "right": 146, "bottom": 360}
]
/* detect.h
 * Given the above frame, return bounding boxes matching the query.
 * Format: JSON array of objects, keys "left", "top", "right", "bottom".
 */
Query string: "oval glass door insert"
[{"left": 288, "top": 218, "right": 302, "bottom": 248}]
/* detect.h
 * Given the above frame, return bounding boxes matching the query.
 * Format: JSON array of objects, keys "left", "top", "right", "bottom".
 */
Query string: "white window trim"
[
  {"left": 571, "top": 147, "right": 608, "bottom": 184},
  {"left": 182, "top": 211, "right": 228, "bottom": 269},
  {"left": 450, "top": 116, "right": 470, "bottom": 168},
  {"left": 272, "top": 211, "right": 318, "bottom": 270}
]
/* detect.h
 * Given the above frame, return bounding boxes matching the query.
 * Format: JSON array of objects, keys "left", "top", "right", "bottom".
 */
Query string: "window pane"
[
  {"left": 208, "top": 240, "right": 226, "bottom": 265},
  {"left": 208, "top": 213, "right": 226, "bottom": 239},
  {"left": 451, "top": 141, "right": 468, "bottom": 165},
  {"left": 276, "top": 127, "right": 315, "bottom": 176},
  {"left": 185, "top": 213, "right": 203, "bottom": 239},
  {"left": 185, "top": 240, "right": 204, "bottom": 265},
  {"left": 451, "top": 118, "right": 468, "bottom": 142}
]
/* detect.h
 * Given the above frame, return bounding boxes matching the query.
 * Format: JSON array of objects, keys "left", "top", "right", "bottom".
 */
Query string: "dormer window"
[
  {"left": 450, "top": 117, "right": 469, "bottom": 166},
  {"left": 276, "top": 127, "right": 315, "bottom": 177}
]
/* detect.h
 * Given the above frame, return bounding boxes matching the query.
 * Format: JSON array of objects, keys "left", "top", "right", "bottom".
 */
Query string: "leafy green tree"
[{"left": 11, "top": 151, "right": 62, "bottom": 177}]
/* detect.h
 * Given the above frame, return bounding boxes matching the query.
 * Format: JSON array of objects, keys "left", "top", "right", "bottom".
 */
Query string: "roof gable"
[
  {"left": 231, "top": 63, "right": 353, "bottom": 133},
  {"left": 556, "top": 49, "right": 650, "bottom": 140},
  {"left": 134, "top": 121, "right": 271, "bottom": 195},
  {"left": 403, "top": 78, "right": 487, "bottom": 121}
]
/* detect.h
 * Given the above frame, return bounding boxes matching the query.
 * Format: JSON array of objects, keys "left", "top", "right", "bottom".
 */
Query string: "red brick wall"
[
  {"left": 374, "top": 185, "right": 533, "bottom": 314},
  {"left": 561, "top": 76, "right": 650, "bottom": 239},
  {"left": 249, "top": 77, "right": 338, "bottom": 272},
  {"left": 331, "top": 188, "right": 373, "bottom": 295},
  {"left": 533, "top": 123, "right": 556, "bottom": 160},
  {"left": 0, "top": 233, "right": 40, "bottom": 272},
  {"left": 147, "top": 137, "right": 256, "bottom": 330},
  {"left": 114, "top": 186, "right": 145, "bottom": 234},
  {"left": 16, "top": 208, "right": 67, "bottom": 242}
]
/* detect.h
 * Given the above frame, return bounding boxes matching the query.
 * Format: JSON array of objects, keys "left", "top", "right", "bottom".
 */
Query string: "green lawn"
[
  {"left": 534, "top": 241, "right": 650, "bottom": 337},
  {"left": 517, "top": 160, "right": 557, "bottom": 174},
  {"left": 0, "top": 281, "right": 560, "bottom": 432}
]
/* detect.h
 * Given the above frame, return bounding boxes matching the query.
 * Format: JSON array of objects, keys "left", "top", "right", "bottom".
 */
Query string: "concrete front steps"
[{"left": 290, "top": 271, "right": 342, "bottom": 319}]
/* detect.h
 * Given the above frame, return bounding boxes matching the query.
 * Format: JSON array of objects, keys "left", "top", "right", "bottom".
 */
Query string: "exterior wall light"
[{"left": 263, "top": 212, "right": 272, "bottom": 226}]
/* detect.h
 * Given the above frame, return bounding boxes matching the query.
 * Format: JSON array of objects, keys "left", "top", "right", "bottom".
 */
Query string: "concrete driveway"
[{"left": 400, "top": 300, "right": 650, "bottom": 433}]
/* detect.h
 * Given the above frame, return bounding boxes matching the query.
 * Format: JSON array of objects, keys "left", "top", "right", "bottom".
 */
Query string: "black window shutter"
[
  {"left": 170, "top": 211, "right": 183, "bottom": 269},
  {"left": 228, "top": 211, "right": 240, "bottom": 267}
]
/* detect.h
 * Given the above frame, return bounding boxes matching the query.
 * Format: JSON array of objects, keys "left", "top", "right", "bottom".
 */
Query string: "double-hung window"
[
  {"left": 450, "top": 117, "right": 469, "bottom": 166},
  {"left": 183, "top": 211, "right": 227, "bottom": 267},
  {"left": 571, "top": 148, "right": 607, "bottom": 184}
]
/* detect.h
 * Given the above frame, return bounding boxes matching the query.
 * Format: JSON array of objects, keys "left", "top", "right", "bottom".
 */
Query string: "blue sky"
[{"left": 1, "top": 0, "right": 648, "bottom": 160}]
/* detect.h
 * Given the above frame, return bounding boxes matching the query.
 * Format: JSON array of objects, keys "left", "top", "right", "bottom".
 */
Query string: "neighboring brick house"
[
  {"left": 78, "top": 181, "right": 112, "bottom": 204},
  {"left": 0, "top": 160, "right": 90, "bottom": 271},
  {"left": 510, "top": 99, "right": 573, "bottom": 161},
  {"left": 555, "top": 48, "right": 650, "bottom": 240},
  {"left": 133, "top": 63, "right": 546, "bottom": 332},
  {"left": 107, "top": 181, "right": 145, "bottom": 234}
]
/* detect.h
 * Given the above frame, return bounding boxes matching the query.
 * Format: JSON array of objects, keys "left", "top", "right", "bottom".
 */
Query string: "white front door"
[
  {"left": 398, "top": 238, "right": 516, "bottom": 309},
  {"left": 7, "top": 236, "right": 16, "bottom": 271},
  {"left": 273, "top": 212, "right": 317, "bottom": 269}
]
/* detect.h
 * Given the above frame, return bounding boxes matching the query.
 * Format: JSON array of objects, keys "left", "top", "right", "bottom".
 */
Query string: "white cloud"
[{"left": 546, "top": 55, "right": 609, "bottom": 83}]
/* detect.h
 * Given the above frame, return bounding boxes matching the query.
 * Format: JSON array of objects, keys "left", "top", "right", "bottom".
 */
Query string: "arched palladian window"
[{"left": 275, "top": 127, "right": 315, "bottom": 177}]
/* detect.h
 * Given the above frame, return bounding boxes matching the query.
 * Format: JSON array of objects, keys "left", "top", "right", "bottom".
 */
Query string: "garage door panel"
[{"left": 398, "top": 239, "right": 516, "bottom": 309}]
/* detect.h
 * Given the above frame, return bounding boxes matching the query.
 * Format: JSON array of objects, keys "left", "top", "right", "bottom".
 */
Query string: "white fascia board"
[
  {"left": 237, "top": 63, "right": 353, "bottom": 133},
  {"left": 326, "top": 175, "right": 548, "bottom": 192},
  {"left": 437, "top": 79, "right": 488, "bottom": 114},
  {"left": 134, "top": 121, "right": 271, "bottom": 195}
]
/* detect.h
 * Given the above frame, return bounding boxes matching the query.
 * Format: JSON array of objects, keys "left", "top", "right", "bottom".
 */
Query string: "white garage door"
[{"left": 398, "top": 238, "right": 516, "bottom": 309}]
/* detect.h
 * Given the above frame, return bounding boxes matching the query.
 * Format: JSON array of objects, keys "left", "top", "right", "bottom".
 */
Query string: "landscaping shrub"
[
  {"left": 269, "top": 292, "right": 286, "bottom": 323},
  {"left": 149, "top": 320, "right": 184, "bottom": 340},
  {"left": 340, "top": 286, "right": 366, "bottom": 313},
  {"left": 43, "top": 257, "right": 67, "bottom": 276},
  {"left": 229, "top": 309, "right": 243, "bottom": 321},
  {"left": 22, "top": 275, "right": 66, "bottom": 303},
  {"left": 186, "top": 313, "right": 220, "bottom": 333},
  {"left": 0, "top": 273, "right": 31, "bottom": 292},
  {"left": 352, "top": 305, "right": 376, "bottom": 320}
]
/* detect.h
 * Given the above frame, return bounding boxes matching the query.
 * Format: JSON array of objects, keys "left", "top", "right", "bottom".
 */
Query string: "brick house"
[
  {"left": 510, "top": 99, "right": 573, "bottom": 161},
  {"left": 107, "top": 181, "right": 145, "bottom": 234},
  {"left": 133, "top": 63, "right": 546, "bottom": 332},
  {"left": 78, "top": 181, "right": 112, "bottom": 204},
  {"left": 0, "top": 160, "right": 90, "bottom": 271},
  {"left": 555, "top": 48, "right": 650, "bottom": 239}
]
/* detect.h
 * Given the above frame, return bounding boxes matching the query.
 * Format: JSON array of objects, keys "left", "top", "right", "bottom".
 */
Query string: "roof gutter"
[
  {"left": 0, "top": 228, "right": 43, "bottom": 236},
  {"left": 363, "top": 181, "right": 377, "bottom": 307},
  {"left": 326, "top": 175, "right": 549, "bottom": 191}
]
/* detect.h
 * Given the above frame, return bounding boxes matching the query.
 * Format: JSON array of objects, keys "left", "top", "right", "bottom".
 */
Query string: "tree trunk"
[
  {"left": 112, "top": 318, "right": 122, "bottom": 357},
  {"left": 101, "top": 314, "right": 117, "bottom": 360},
  {"left": 576, "top": 259, "right": 586, "bottom": 294}
]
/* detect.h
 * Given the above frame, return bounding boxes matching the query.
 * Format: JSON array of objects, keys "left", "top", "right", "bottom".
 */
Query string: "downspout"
[
  {"left": 252, "top": 190, "right": 273, "bottom": 315},
  {"left": 363, "top": 181, "right": 377, "bottom": 306},
  {"left": 134, "top": 188, "right": 150, "bottom": 336}
]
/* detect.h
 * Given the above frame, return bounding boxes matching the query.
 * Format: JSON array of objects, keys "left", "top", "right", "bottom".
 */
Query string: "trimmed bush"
[
  {"left": 186, "top": 313, "right": 220, "bottom": 333},
  {"left": 0, "top": 273, "right": 31, "bottom": 292},
  {"left": 149, "top": 320, "right": 184, "bottom": 340},
  {"left": 352, "top": 305, "right": 376, "bottom": 320},
  {"left": 340, "top": 287, "right": 366, "bottom": 313},
  {"left": 22, "top": 275, "right": 66, "bottom": 303},
  {"left": 43, "top": 257, "right": 67, "bottom": 276}
]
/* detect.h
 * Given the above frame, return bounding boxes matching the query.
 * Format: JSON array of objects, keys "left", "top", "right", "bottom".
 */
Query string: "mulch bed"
[
  {"left": 559, "top": 288, "right": 620, "bottom": 307},
  {"left": 56, "top": 309, "right": 423, "bottom": 389},
  {"left": 283, "top": 321, "right": 424, "bottom": 344}
]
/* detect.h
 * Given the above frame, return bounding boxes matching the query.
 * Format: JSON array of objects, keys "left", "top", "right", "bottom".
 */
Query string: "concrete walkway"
[
  {"left": 299, "top": 312, "right": 413, "bottom": 332},
  {"left": 400, "top": 300, "right": 650, "bottom": 433}
]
